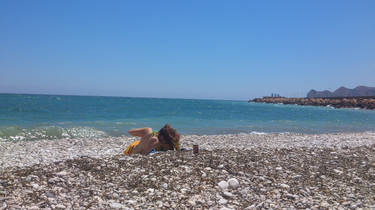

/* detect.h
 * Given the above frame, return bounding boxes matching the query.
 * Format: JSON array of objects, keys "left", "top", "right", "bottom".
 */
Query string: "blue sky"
[{"left": 0, "top": 0, "right": 374, "bottom": 100}]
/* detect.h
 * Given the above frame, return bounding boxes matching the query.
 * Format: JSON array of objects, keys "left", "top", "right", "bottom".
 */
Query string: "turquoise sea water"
[{"left": 1, "top": 93, "right": 375, "bottom": 141}]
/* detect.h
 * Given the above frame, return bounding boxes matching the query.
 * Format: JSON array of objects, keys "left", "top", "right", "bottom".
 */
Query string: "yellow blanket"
[{"left": 123, "top": 140, "right": 140, "bottom": 155}]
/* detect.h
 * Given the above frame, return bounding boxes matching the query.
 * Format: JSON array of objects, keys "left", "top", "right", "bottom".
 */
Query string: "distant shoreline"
[{"left": 249, "top": 96, "right": 375, "bottom": 110}]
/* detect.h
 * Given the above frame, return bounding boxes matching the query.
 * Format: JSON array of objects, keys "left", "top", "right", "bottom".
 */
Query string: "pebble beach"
[{"left": 1, "top": 132, "right": 375, "bottom": 209}]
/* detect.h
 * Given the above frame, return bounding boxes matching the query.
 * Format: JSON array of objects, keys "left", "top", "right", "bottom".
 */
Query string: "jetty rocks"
[
  {"left": 250, "top": 97, "right": 375, "bottom": 110},
  {"left": 251, "top": 85, "right": 375, "bottom": 109}
]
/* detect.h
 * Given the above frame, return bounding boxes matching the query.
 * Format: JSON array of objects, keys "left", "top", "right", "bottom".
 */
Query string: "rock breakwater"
[{"left": 250, "top": 97, "right": 375, "bottom": 109}]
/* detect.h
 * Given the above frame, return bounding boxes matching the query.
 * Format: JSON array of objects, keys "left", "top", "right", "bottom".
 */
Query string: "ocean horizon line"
[{"left": 0, "top": 92, "right": 247, "bottom": 102}]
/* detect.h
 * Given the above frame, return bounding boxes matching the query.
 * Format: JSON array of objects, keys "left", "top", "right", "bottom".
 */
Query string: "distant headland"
[
  {"left": 307, "top": 86, "right": 375, "bottom": 98},
  {"left": 249, "top": 86, "right": 375, "bottom": 110}
]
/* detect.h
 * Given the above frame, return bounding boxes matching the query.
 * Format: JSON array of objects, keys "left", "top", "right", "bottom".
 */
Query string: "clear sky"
[{"left": 0, "top": 0, "right": 374, "bottom": 100}]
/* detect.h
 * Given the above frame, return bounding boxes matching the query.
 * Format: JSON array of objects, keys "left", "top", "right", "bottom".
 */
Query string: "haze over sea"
[{"left": 1, "top": 93, "right": 375, "bottom": 141}]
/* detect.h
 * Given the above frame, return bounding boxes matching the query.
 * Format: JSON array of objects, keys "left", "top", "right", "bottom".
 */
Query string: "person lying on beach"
[{"left": 123, "top": 124, "right": 180, "bottom": 155}]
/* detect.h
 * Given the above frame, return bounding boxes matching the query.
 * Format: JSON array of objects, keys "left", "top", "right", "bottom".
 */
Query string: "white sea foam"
[
  {"left": 250, "top": 131, "right": 267, "bottom": 135},
  {"left": 0, "top": 126, "right": 108, "bottom": 142}
]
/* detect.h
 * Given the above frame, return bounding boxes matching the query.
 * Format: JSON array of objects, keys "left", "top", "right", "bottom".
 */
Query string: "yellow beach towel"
[{"left": 123, "top": 140, "right": 140, "bottom": 155}]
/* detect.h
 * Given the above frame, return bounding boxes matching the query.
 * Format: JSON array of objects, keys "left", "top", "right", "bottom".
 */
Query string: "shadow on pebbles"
[{"left": 1, "top": 146, "right": 375, "bottom": 209}]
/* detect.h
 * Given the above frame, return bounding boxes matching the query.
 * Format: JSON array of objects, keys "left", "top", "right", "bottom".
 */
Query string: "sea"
[{"left": 1, "top": 93, "right": 375, "bottom": 141}]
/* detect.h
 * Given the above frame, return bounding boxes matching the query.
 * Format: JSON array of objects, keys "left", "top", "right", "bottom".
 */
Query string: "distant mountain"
[
  {"left": 307, "top": 86, "right": 375, "bottom": 98},
  {"left": 306, "top": 90, "right": 333, "bottom": 98}
]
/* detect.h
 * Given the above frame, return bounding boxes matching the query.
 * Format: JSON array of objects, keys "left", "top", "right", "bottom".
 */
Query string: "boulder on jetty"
[{"left": 250, "top": 97, "right": 375, "bottom": 110}]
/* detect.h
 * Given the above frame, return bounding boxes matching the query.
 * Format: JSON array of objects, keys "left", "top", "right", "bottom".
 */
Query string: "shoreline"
[
  {"left": 1, "top": 132, "right": 375, "bottom": 170},
  {"left": 0, "top": 132, "right": 374, "bottom": 209}
]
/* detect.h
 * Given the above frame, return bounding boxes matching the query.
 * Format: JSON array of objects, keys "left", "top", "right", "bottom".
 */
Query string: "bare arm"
[
  {"left": 129, "top": 128, "right": 157, "bottom": 155},
  {"left": 128, "top": 127, "right": 152, "bottom": 137},
  {"left": 127, "top": 127, "right": 158, "bottom": 155}
]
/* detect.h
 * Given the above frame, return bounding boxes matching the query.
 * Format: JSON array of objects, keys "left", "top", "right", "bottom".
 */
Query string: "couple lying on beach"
[{"left": 124, "top": 124, "right": 180, "bottom": 155}]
